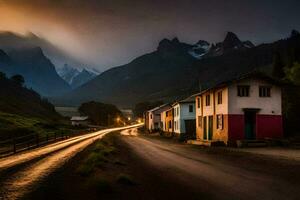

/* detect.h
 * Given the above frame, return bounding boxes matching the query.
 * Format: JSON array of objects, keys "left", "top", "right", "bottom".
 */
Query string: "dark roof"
[
  {"left": 172, "top": 96, "right": 195, "bottom": 106},
  {"left": 192, "top": 72, "right": 284, "bottom": 97}
]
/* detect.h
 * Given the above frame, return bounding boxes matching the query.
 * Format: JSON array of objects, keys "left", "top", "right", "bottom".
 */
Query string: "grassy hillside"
[
  {"left": 0, "top": 112, "right": 75, "bottom": 140},
  {"left": 0, "top": 73, "right": 80, "bottom": 140}
]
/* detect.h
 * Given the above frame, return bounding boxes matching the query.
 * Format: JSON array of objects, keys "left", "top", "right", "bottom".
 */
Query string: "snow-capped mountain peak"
[{"left": 56, "top": 64, "right": 99, "bottom": 89}]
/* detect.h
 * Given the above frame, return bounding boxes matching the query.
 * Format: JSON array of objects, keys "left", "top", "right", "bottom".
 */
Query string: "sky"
[{"left": 0, "top": 0, "right": 300, "bottom": 71}]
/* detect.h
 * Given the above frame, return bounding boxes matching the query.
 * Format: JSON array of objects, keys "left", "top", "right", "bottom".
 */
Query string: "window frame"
[
  {"left": 205, "top": 94, "right": 211, "bottom": 106},
  {"left": 216, "top": 114, "right": 224, "bottom": 130},
  {"left": 237, "top": 85, "right": 250, "bottom": 97},
  {"left": 217, "top": 91, "right": 222, "bottom": 104},
  {"left": 198, "top": 116, "right": 202, "bottom": 127},
  {"left": 259, "top": 86, "right": 271, "bottom": 97},
  {"left": 189, "top": 105, "right": 193, "bottom": 113}
]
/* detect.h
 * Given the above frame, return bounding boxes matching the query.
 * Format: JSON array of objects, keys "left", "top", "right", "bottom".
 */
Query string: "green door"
[
  {"left": 244, "top": 111, "right": 256, "bottom": 140},
  {"left": 208, "top": 116, "right": 213, "bottom": 140},
  {"left": 203, "top": 117, "right": 207, "bottom": 140}
]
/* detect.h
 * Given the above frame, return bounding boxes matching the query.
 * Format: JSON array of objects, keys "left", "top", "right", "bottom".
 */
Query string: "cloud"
[{"left": 0, "top": 0, "right": 300, "bottom": 70}]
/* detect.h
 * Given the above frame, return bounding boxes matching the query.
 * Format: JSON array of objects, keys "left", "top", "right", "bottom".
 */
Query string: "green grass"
[
  {"left": 77, "top": 135, "right": 117, "bottom": 176},
  {"left": 0, "top": 111, "right": 82, "bottom": 140},
  {"left": 87, "top": 176, "right": 112, "bottom": 193},
  {"left": 117, "top": 173, "right": 137, "bottom": 185}
]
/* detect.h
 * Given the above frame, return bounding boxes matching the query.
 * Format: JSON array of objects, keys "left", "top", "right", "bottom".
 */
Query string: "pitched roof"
[
  {"left": 147, "top": 103, "right": 171, "bottom": 113},
  {"left": 192, "top": 72, "right": 283, "bottom": 97},
  {"left": 71, "top": 116, "right": 89, "bottom": 121},
  {"left": 172, "top": 96, "right": 195, "bottom": 106}
]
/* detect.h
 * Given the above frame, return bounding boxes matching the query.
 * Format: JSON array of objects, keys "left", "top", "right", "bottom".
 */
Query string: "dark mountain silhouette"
[
  {"left": 0, "top": 72, "right": 61, "bottom": 120},
  {"left": 206, "top": 32, "right": 255, "bottom": 57},
  {"left": 54, "top": 31, "right": 300, "bottom": 108},
  {"left": 0, "top": 47, "right": 71, "bottom": 96},
  {"left": 0, "top": 31, "right": 86, "bottom": 69}
]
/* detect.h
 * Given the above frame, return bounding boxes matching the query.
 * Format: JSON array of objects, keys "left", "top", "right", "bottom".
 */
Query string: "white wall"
[
  {"left": 174, "top": 102, "right": 195, "bottom": 134},
  {"left": 228, "top": 79, "right": 282, "bottom": 115}
]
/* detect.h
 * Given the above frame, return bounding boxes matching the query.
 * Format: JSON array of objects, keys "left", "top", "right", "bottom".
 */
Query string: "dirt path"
[
  {"left": 121, "top": 129, "right": 300, "bottom": 200},
  {"left": 9, "top": 127, "right": 300, "bottom": 200},
  {"left": 0, "top": 124, "right": 141, "bottom": 200}
]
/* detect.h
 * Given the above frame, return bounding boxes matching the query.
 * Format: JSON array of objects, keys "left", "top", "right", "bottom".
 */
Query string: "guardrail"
[
  {"left": 0, "top": 132, "right": 70, "bottom": 157},
  {"left": 0, "top": 129, "right": 99, "bottom": 158}
]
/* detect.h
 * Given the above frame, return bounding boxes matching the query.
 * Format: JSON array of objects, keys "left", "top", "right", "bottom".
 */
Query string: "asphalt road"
[
  {"left": 0, "top": 124, "right": 142, "bottom": 200},
  {"left": 121, "top": 128, "right": 300, "bottom": 200}
]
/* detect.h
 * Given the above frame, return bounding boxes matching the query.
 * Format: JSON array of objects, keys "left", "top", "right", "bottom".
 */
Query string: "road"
[
  {"left": 0, "top": 124, "right": 142, "bottom": 200},
  {"left": 121, "top": 128, "right": 300, "bottom": 200}
]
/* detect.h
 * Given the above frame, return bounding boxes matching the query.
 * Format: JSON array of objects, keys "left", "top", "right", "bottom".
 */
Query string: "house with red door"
[{"left": 194, "top": 73, "right": 283, "bottom": 146}]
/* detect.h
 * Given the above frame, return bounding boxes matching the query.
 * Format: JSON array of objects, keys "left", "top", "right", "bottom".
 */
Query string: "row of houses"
[{"left": 144, "top": 73, "right": 284, "bottom": 146}]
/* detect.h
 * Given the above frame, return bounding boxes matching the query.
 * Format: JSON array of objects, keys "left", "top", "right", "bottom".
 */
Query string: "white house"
[
  {"left": 172, "top": 97, "right": 196, "bottom": 137},
  {"left": 145, "top": 104, "right": 171, "bottom": 132},
  {"left": 194, "top": 73, "right": 283, "bottom": 145},
  {"left": 71, "top": 116, "right": 89, "bottom": 126}
]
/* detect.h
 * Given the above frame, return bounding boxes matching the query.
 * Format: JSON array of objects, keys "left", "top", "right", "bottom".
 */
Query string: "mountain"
[
  {"left": 54, "top": 31, "right": 300, "bottom": 108},
  {"left": 205, "top": 32, "right": 255, "bottom": 57},
  {"left": 0, "top": 47, "right": 71, "bottom": 96},
  {"left": 57, "top": 64, "right": 81, "bottom": 85},
  {"left": 0, "top": 72, "right": 61, "bottom": 120},
  {"left": 57, "top": 64, "right": 98, "bottom": 89},
  {"left": 54, "top": 37, "right": 198, "bottom": 106},
  {"left": 71, "top": 69, "right": 98, "bottom": 89},
  {"left": 0, "top": 31, "right": 87, "bottom": 70}
]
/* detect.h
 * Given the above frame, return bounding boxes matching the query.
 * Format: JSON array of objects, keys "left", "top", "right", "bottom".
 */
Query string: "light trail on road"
[{"left": 0, "top": 124, "right": 142, "bottom": 200}]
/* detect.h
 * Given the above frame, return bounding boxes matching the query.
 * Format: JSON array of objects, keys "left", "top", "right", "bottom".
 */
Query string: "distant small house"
[
  {"left": 194, "top": 73, "right": 283, "bottom": 146},
  {"left": 71, "top": 116, "right": 89, "bottom": 126},
  {"left": 145, "top": 104, "right": 171, "bottom": 132},
  {"left": 172, "top": 97, "right": 196, "bottom": 138}
]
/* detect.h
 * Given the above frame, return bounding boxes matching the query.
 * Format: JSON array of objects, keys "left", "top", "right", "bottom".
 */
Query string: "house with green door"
[{"left": 194, "top": 73, "right": 283, "bottom": 146}]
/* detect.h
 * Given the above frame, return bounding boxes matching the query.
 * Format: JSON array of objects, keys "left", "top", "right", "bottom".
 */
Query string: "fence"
[{"left": 0, "top": 130, "right": 89, "bottom": 158}]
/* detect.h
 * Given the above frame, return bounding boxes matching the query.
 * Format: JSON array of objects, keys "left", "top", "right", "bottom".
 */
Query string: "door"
[
  {"left": 208, "top": 116, "right": 213, "bottom": 140},
  {"left": 184, "top": 119, "right": 196, "bottom": 139},
  {"left": 244, "top": 111, "right": 256, "bottom": 139},
  {"left": 203, "top": 117, "right": 207, "bottom": 140}
]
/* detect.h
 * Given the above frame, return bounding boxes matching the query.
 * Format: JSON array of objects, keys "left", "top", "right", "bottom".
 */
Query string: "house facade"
[
  {"left": 71, "top": 116, "right": 89, "bottom": 126},
  {"left": 173, "top": 97, "right": 196, "bottom": 137},
  {"left": 161, "top": 108, "right": 174, "bottom": 134},
  {"left": 145, "top": 104, "right": 171, "bottom": 132},
  {"left": 195, "top": 75, "right": 283, "bottom": 145}
]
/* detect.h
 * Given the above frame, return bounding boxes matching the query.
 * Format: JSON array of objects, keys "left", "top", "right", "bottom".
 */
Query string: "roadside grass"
[
  {"left": 76, "top": 134, "right": 118, "bottom": 176},
  {"left": 86, "top": 176, "right": 113, "bottom": 193},
  {"left": 117, "top": 173, "right": 137, "bottom": 186}
]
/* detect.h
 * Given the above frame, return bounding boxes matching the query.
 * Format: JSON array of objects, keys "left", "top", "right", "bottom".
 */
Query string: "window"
[
  {"left": 177, "top": 107, "right": 179, "bottom": 116},
  {"left": 217, "top": 91, "right": 222, "bottom": 104},
  {"left": 237, "top": 85, "right": 250, "bottom": 97},
  {"left": 168, "top": 121, "right": 172, "bottom": 129},
  {"left": 217, "top": 115, "right": 223, "bottom": 129},
  {"left": 166, "top": 112, "right": 168, "bottom": 117},
  {"left": 205, "top": 95, "right": 210, "bottom": 106},
  {"left": 197, "top": 97, "right": 201, "bottom": 108},
  {"left": 150, "top": 114, "right": 153, "bottom": 119},
  {"left": 198, "top": 116, "right": 202, "bottom": 127},
  {"left": 259, "top": 86, "right": 271, "bottom": 97},
  {"left": 174, "top": 121, "right": 177, "bottom": 130},
  {"left": 189, "top": 105, "right": 193, "bottom": 112}
]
